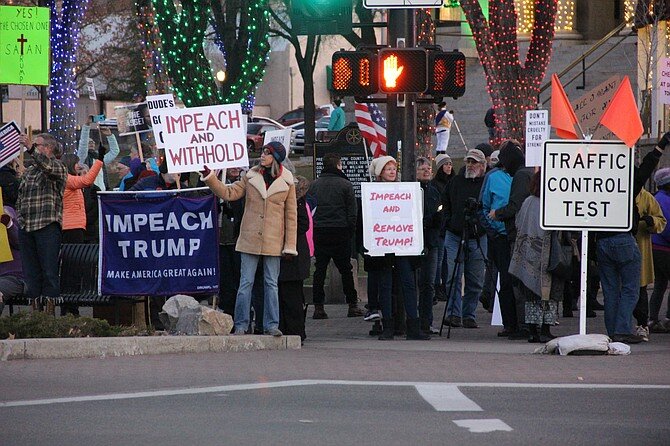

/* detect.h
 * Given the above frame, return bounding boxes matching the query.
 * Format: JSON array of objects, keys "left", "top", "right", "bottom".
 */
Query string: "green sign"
[{"left": 0, "top": 6, "right": 50, "bottom": 86}]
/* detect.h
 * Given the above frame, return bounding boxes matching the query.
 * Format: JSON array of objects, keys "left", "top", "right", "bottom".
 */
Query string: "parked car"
[
  {"left": 289, "top": 118, "right": 330, "bottom": 154},
  {"left": 247, "top": 115, "right": 283, "bottom": 127},
  {"left": 277, "top": 106, "right": 330, "bottom": 126},
  {"left": 246, "top": 122, "right": 285, "bottom": 152}
]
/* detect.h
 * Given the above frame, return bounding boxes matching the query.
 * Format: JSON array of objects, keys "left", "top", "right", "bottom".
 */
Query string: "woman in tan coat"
[{"left": 202, "top": 141, "right": 297, "bottom": 336}]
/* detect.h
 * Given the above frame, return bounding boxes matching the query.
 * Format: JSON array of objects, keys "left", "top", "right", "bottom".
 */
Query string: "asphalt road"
[{"left": 1, "top": 303, "right": 669, "bottom": 445}]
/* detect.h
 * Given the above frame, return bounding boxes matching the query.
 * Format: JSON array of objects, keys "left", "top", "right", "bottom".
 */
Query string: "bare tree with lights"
[{"left": 460, "top": 0, "right": 558, "bottom": 145}]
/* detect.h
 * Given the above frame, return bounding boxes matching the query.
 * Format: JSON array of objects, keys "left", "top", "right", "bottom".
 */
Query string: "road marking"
[
  {"left": 454, "top": 419, "right": 513, "bottom": 433},
  {"left": 414, "top": 385, "right": 482, "bottom": 411},
  {"left": 1, "top": 380, "right": 669, "bottom": 408}
]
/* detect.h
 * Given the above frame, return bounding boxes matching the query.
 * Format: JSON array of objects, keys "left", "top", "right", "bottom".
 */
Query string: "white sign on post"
[
  {"left": 540, "top": 140, "right": 634, "bottom": 231},
  {"left": 158, "top": 103, "right": 249, "bottom": 173},
  {"left": 361, "top": 182, "right": 424, "bottom": 256},
  {"left": 525, "top": 109, "right": 549, "bottom": 167},
  {"left": 85, "top": 77, "right": 96, "bottom": 100},
  {"left": 263, "top": 129, "right": 292, "bottom": 153},
  {"left": 146, "top": 94, "right": 176, "bottom": 149},
  {"left": 363, "top": 0, "right": 443, "bottom": 8},
  {"left": 659, "top": 57, "right": 670, "bottom": 105}
]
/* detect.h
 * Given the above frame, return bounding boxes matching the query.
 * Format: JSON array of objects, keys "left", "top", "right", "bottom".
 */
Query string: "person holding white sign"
[{"left": 201, "top": 141, "right": 297, "bottom": 337}]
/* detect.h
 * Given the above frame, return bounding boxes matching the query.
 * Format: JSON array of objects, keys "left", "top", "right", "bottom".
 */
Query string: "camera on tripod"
[{"left": 463, "top": 197, "right": 482, "bottom": 224}]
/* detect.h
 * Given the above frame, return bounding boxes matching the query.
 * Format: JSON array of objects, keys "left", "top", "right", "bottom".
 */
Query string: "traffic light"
[
  {"left": 428, "top": 51, "right": 466, "bottom": 98},
  {"left": 291, "top": 0, "right": 352, "bottom": 36},
  {"left": 331, "top": 51, "right": 378, "bottom": 97},
  {"left": 378, "top": 48, "right": 427, "bottom": 94}
]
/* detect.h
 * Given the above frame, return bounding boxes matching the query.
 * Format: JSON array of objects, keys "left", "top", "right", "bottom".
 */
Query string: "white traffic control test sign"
[{"left": 540, "top": 140, "right": 634, "bottom": 232}]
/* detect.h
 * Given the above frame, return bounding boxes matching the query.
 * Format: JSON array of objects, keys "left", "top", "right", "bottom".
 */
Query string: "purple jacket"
[{"left": 652, "top": 189, "right": 670, "bottom": 249}]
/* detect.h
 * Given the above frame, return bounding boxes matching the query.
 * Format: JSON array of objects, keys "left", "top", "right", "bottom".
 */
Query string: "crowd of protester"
[{"left": 2, "top": 121, "right": 670, "bottom": 347}]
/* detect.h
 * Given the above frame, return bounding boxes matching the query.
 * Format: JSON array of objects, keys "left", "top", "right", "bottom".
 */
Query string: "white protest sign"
[
  {"left": 85, "top": 77, "right": 96, "bottom": 100},
  {"left": 159, "top": 103, "right": 248, "bottom": 173},
  {"left": 659, "top": 58, "right": 670, "bottom": 105},
  {"left": 361, "top": 182, "right": 424, "bottom": 256},
  {"left": 263, "top": 129, "right": 292, "bottom": 153},
  {"left": 541, "top": 140, "right": 633, "bottom": 231},
  {"left": 525, "top": 109, "right": 549, "bottom": 167},
  {"left": 146, "top": 94, "right": 176, "bottom": 149}
]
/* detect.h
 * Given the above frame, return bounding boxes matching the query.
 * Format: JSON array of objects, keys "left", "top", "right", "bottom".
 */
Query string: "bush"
[{"left": 0, "top": 312, "right": 142, "bottom": 339}]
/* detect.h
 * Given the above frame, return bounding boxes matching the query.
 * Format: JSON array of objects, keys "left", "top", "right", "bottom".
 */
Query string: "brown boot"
[
  {"left": 312, "top": 304, "right": 329, "bottom": 320},
  {"left": 347, "top": 304, "right": 365, "bottom": 317}
]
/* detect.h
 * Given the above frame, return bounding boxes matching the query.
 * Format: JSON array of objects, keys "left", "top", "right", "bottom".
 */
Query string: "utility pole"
[{"left": 386, "top": 9, "right": 416, "bottom": 181}]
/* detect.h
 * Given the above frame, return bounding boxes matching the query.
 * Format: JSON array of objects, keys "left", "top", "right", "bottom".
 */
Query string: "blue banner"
[{"left": 99, "top": 193, "right": 219, "bottom": 296}]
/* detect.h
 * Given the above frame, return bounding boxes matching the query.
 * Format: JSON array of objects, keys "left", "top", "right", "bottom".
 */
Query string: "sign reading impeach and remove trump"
[
  {"left": 0, "top": 6, "right": 50, "bottom": 85},
  {"left": 541, "top": 140, "right": 634, "bottom": 232},
  {"left": 158, "top": 103, "right": 249, "bottom": 173}
]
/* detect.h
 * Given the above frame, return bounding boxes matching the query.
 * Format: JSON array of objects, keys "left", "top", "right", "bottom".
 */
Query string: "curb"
[{"left": 0, "top": 335, "right": 301, "bottom": 361}]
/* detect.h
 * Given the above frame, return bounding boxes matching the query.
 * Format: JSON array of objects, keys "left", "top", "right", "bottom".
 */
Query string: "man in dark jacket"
[
  {"left": 416, "top": 157, "right": 442, "bottom": 334},
  {"left": 308, "top": 153, "right": 365, "bottom": 319},
  {"left": 441, "top": 148, "right": 487, "bottom": 328}
]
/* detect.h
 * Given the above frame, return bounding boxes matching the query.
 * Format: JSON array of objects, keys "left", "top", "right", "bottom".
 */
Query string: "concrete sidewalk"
[{"left": 2, "top": 298, "right": 669, "bottom": 360}]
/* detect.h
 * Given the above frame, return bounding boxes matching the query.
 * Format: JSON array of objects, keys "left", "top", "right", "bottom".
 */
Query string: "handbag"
[{"left": 547, "top": 231, "right": 573, "bottom": 280}]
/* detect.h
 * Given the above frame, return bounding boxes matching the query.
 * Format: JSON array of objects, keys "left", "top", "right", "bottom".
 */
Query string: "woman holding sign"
[
  {"left": 364, "top": 156, "right": 429, "bottom": 341},
  {"left": 201, "top": 141, "right": 297, "bottom": 336}
]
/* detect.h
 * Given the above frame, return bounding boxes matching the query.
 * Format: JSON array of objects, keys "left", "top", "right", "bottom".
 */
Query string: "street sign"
[
  {"left": 540, "top": 140, "right": 634, "bottom": 232},
  {"left": 363, "top": 0, "right": 444, "bottom": 9},
  {"left": 0, "top": 6, "right": 51, "bottom": 85}
]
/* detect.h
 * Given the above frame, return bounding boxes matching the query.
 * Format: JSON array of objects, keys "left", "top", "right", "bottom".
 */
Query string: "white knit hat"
[{"left": 369, "top": 155, "right": 397, "bottom": 178}]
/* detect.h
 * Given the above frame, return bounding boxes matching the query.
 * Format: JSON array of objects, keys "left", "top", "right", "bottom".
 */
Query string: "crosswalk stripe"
[{"left": 414, "top": 384, "right": 482, "bottom": 411}]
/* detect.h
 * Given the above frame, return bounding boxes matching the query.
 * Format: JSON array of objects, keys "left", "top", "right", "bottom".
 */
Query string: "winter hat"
[
  {"left": 369, "top": 155, "right": 397, "bottom": 178},
  {"left": 490, "top": 150, "right": 500, "bottom": 165},
  {"left": 129, "top": 158, "right": 144, "bottom": 177},
  {"left": 654, "top": 167, "right": 670, "bottom": 187},
  {"left": 119, "top": 156, "right": 131, "bottom": 168},
  {"left": 435, "top": 154, "right": 452, "bottom": 170},
  {"left": 475, "top": 142, "right": 494, "bottom": 158},
  {"left": 464, "top": 149, "right": 486, "bottom": 164},
  {"left": 264, "top": 141, "right": 287, "bottom": 163},
  {"left": 498, "top": 140, "right": 525, "bottom": 176}
]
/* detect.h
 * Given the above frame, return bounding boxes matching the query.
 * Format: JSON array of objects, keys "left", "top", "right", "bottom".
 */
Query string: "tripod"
[{"left": 439, "top": 218, "right": 487, "bottom": 338}]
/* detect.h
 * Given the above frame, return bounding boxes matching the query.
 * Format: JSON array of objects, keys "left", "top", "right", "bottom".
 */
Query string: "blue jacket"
[{"left": 479, "top": 168, "right": 511, "bottom": 236}]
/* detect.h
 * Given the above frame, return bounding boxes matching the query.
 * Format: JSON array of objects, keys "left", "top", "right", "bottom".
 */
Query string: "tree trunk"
[
  {"left": 136, "top": 0, "right": 172, "bottom": 95},
  {"left": 460, "top": 0, "right": 557, "bottom": 146},
  {"left": 49, "top": 0, "right": 90, "bottom": 151}
]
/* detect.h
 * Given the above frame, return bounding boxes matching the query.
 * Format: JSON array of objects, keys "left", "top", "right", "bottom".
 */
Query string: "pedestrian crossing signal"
[
  {"left": 428, "top": 51, "right": 466, "bottom": 98},
  {"left": 378, "top": 48, "right": 427, "bottom": 94},
  {"left": 331, "top": 51, "right": 378, "bottom": 97}
]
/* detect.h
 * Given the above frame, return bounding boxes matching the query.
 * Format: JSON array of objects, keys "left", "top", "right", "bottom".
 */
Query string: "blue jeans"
[
  {"left": 19, "top": 222, "right": 62, "bottom": 299},
  {"left": 419, "top": 246, "right": 439, "bottom": 324},
  {"left": 444, "top": 231, "right": 487, "bottom": 321},
  {"left": 394, "top": 257, "right": 418, "bottom": 319},
  {"left": 234, "top": 253, "right": 280, "bottom": 333},
  {"left": 368, "top": 267, "right": 392, "bottom": 317},
  {"left": 596, "top": 233, "right": 641, "bottom": 336}
]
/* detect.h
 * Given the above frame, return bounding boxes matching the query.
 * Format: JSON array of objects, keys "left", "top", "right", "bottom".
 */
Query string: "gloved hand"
[
  {"left": 0, "top": 214, "right": 12, "bottom": 228},
  {"left": 97, "top": 142, "right": 107, "bottom": 161},
  {"left": 641, "top": 215, "right": 654, "bottom": 227},
  {"left": 201, "top": 165, "right": 211, "bottom": 178},
  {"left": 658, "top": 132, "right": 670, "bottom": 151}
]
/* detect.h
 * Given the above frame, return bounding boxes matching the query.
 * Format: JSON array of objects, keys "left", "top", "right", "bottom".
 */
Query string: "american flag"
[
  {"left": 0, "top": 121, "right": 21, "bottom": 168},
  {"left": 354, "top": 102, "right": 387, "bottom": 158}
]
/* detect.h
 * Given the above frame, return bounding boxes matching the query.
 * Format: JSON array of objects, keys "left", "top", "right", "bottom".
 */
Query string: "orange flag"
[
  {"left": 550, "top": 74, "right": 579, "bottom": 139},
  {"left": 599, "top": 76, "right": 643, "bottom": 148}
]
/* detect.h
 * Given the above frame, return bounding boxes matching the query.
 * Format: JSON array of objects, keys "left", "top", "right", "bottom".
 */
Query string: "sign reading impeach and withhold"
[
  {"left": 159, "top": 103, "right": 249, "bottom": 173},
  {"left": 99, "top": 193, "right": 219, "bottom": 296},
  {"left": 541, "top": 140, "right": 633, "bottom": 232},
  {"left": 361, "top": 182, "right": 424, "bottom": 256}
]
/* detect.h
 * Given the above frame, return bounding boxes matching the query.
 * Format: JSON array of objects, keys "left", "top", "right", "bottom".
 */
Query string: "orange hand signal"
[{"left": 383, "top": 55, "right": 404, "bottom": 89}]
